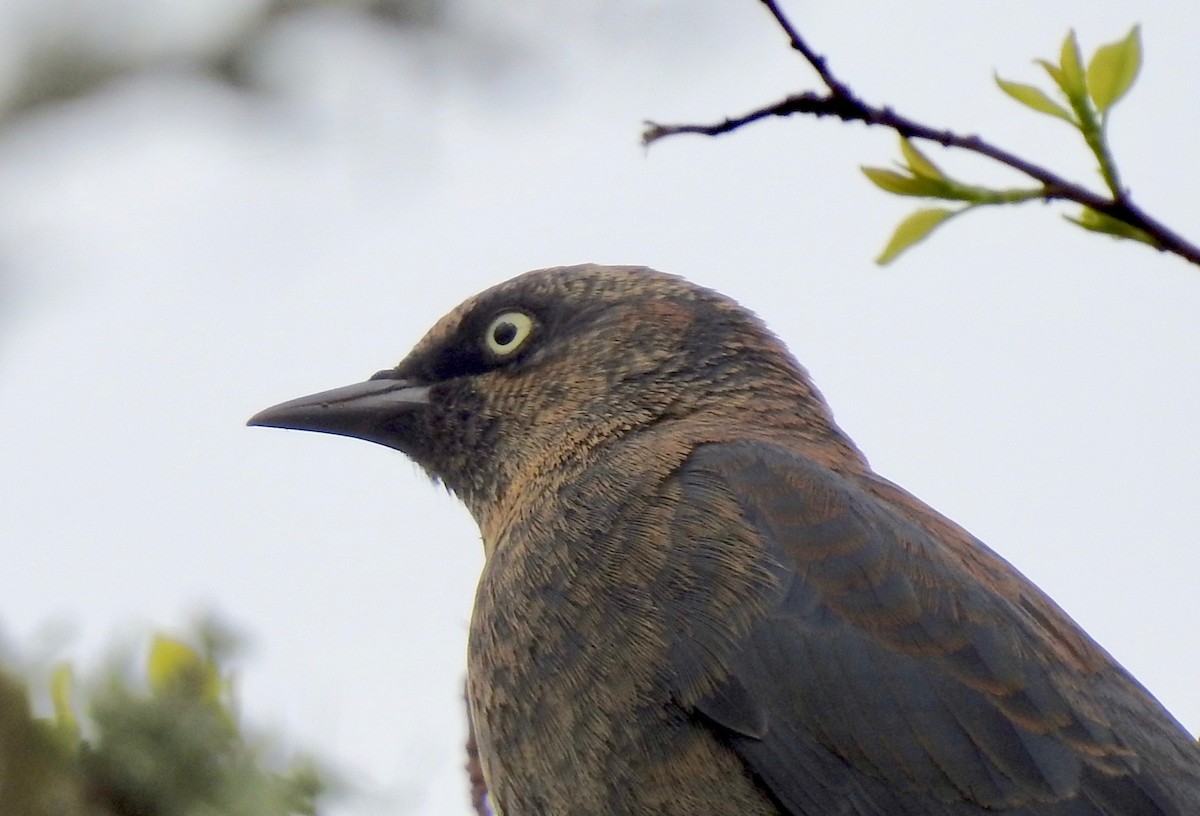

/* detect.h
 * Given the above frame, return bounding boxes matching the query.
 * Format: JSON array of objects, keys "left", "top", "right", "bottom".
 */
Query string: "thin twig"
[{"left": 643, "top": 0, "right": 1200, "bottom": 267}]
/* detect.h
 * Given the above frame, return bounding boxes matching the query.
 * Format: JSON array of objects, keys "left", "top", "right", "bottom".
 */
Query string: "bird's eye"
[{"left": 485, "top": 311, "right": 534, "bottom": 357}]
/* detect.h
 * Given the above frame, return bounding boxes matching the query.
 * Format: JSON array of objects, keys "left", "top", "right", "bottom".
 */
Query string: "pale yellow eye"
[{"left": 485, "top": 311, "right": 534, "bottom": 356}]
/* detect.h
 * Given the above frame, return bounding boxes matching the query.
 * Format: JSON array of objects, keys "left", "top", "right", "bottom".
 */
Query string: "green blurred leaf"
[
  {"left": 148, "top": 636, "right": 199, "bottom": 691},
  {"left": 2, "top": 627, "right": 331, "bottom": 816},
  {"left": 1037, "top": 59, "right": 1065, "bottom": 88},
  {"left": 84, "top": 675, "right": 325, "bottom": 816},
  {"left": 148, "top": 635, "right": 219, "bottom": 702},
  {"left": 1087, "top": 25, "right": 1142, "bottom": 113},
  {"left": 876, "top": 208, "right": 960, "bottom": 265},
  {"left": 862, "top": 167, "right": 944, "bottom": 197},
  {"left": 50, "top": 665, "right": 79, "bottom": 743},
  {"left": 862, "top": 165, "right": 1024, "bottom": 206},
  {"left": 994, "top": 74, "right": 1076, "bottom": 124},
  {"left": 0, "top": 669, "right": 82, "bottom": 815},
  {"left": 1059, "top": 29, "right": 1087, "bottom": 100},
  {"left": 898, "top": 137, "right": 945, "bottom": 180},
  {"left": 1065, "top": 207, "right": 1157, "bottom": 246}
]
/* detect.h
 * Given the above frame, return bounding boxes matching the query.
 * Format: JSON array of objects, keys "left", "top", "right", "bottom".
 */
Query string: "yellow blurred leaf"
[
  {"left": 1059, "top": 30, "right": 1087, "bottom": 100},
  {"left": 1037, "top": 59, "right": 1065, "bottom": 88},
  {"left": 149, "top": 636, "right": 200, "bottom": 690},
  {"left": 149, "top": 635, "right": 220, "bottom": 701},
  {"left": 862, "top": 167, "right": 943, "bottom": 197},
  {"left": 1087, "top": 25, "right": 1142, "bottom": 113},
  {"left": 994, "top": 74, "right": 1076, "bottom": 124},
  {"left": 876, "top": 208, "right": 959, "bottom": 265},
  {"left": 50, "top": 664, "right": 79, "bottom": 741},
  {"left": 898, "top": 137, "right": 945, "bottom": 180},
  {"left": 1065, "top": 206, "right": 1157, "bottom": 246}
]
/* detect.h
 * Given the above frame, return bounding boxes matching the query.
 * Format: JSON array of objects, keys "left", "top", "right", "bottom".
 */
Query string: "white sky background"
[{"left": 1, "top": 2, "right": 1197, "bottom": 814}]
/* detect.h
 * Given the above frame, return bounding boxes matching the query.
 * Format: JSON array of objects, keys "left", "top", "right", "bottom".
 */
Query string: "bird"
[{"left": 248, "top": 264, "right": 1200, "bottom": 815}]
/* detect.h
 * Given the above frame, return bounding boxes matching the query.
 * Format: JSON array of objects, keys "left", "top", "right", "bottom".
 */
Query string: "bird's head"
[{"left": 249, "top": 264, "right": 859, "bottom": 523}]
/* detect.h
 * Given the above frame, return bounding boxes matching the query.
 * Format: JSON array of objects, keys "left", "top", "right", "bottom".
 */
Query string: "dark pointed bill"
[{"left": 247, "top": 376, "right": 430, "bottom": 450}]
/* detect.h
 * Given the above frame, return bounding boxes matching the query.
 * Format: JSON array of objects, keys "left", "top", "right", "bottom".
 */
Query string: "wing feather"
[{"left": 659, "top": 440, "right": 1190, "bottom": 814}]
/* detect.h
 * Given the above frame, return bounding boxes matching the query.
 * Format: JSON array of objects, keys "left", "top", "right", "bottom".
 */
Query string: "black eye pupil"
[{"left": 493, "top": 322, "right": 518, "bottom": 346}]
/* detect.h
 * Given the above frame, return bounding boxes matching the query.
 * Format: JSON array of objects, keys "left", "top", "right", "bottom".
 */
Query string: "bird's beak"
[{"left": 247, "top": 372, "right": 431, "bottom": 452}]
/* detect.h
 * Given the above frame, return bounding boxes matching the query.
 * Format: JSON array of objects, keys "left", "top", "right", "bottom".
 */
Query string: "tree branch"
[{"left": 643, "top": 0, "right": 1200, "bottom": 267}]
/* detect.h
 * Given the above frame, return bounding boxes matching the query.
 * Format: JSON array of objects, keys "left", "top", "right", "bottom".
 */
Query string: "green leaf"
[
  {"left": 1087, "top": 25, "right": 1142, "bottom": 113},
  {"left": 50, "top": 664, "right": 79, "bottom": 742},
  {"left": 1058, "top": 30, "right": 1087, "bottom": 101},
  {"left": 148, "top": 635, "right": 220, "bottom": 701},
  {"left": 898, "top": 137, "right": 945, "bottom": 180},
  {"left": 862, "top": 167, "right": 953, "bottom": 198},
  {"left": 994, "top": 74, "right": 1076, "bottom": 124},
  {"left": 876, "top": 208, "right": 960, "bottom": 265},
  {"left": 1065, "top": 207, "right": 1157, "bottom": 246},
  {"left": 1037, "top": 59, "right": 1065, "bottom": 89}
]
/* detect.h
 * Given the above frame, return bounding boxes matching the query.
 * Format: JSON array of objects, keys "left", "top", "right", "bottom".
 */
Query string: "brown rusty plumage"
[{"left": 249, "top": 264, "right": 1200, "bottom": 815}]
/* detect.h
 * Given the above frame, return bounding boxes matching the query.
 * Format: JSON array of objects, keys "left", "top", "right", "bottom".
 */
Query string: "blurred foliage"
[
  {"left": 0, "top": 626, "right": 328, "bottom": 816},
  {"left": 864, "top": 26, "right": 1150, "bottom": 264},
  {"left": 0, "top": 0, "right": 444, "bottom": 123}
]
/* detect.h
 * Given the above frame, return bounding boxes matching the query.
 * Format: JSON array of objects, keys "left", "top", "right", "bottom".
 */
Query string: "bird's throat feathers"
[{"left": 474, "top": 409, "right": 866, "bottom": 561}]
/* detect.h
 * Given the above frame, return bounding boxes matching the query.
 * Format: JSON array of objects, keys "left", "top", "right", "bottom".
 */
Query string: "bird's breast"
[{"left": 464, "top": 448, "right": 779, "bottom": 816}]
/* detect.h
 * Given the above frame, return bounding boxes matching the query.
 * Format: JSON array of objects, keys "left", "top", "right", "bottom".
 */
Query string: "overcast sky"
[{"left": 1, "top": 2, "right": 1197, "bottom": 814}]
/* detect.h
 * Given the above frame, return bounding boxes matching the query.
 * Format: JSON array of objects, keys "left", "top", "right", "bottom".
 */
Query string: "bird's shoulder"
[{"left": 656, "top": 438, "right": 1189, "bottom": 814}]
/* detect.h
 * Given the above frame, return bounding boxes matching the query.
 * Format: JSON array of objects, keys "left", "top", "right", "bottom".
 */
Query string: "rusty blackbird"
[{"left": 249, "top": 264, "right": 1200, "bottom": 815}]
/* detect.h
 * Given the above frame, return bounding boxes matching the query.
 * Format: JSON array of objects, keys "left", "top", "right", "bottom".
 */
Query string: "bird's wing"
[{"left": 660, "top": 440, "right": 1182, "bottom": 815}]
